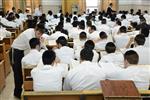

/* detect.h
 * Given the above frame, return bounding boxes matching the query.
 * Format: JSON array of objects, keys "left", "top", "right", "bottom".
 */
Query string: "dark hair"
[
  {"left": 90, "top": 25, "right": 96, "bottom": 31},
  {"left": 101, "top": 19, "right": 106, "bottom": 24},
  {"left": 80, "top": 48, "right": 93, "bottom": 61},
  {"left": 29, "top": 38, "right": 40, "bottom": 49},
  {"left": 124, "top": 50, "right": 139, "bottom": 64},
  {"left": 119, "top": 26, "right": 127, "bottom": 33},
  {"left": 35, "top": 24, "right": 45, "bottom": 34},
  {"left": 116, "top": 20, "right": 121, "bottom": 26},
  {"left": 105, "top": 42, "right": 116, "bottom": 53},
  {"left": 48, "top": 10, "right": 53, "bottom": 15},
  {"left": 42, "top": 50, "right": 56, "bottom": 65},
  {"left": 99, "top": 31, "right": 107, "bottom": 39},
  {"left": 66, "top": 17, "right": 71, "bottom": 23},
  {"left": 141, "top": 27, "right": 149, "bottom": 37},
  {"left": 134, "top": 34, "right": 145, "bottom": 45},
  {"left": 84, "top": 40, "right": 95, "bottom": 50},
  {"left": 86, "top": 21, "right": 92, "bottom": 27},
  {"left": 56, "top": 36, "right": 67, "bottom": 46},
  {"left": 79, "top": 32, "right": 87, "bottom": 40},
  {"left": 121, "top": 14, "right": 126, "bottom": 19},
  {"left": 72, "top": 21, "right": 78, "bottom": 27},
  {"left": 55, "top": 25, "right": 62, "bottom": 31}
]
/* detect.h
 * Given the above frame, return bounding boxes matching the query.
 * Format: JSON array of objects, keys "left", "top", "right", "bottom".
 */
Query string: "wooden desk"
[
  {"left": 0, "top": 60, "right": 5, "bottom": 92},
  {"left": 101, "top": 80, "right": 141, "bottom": 100}
]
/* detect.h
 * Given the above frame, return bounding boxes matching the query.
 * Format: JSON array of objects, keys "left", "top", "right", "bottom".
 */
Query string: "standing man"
[
  {"left": 34, "top": 5, "right": 43, "bottom": 17},
  {"left": 10, "top": 24, "right": 45, "bottom": 98},
  {"left": 106, "top": 3, "right": 113, "bottom": 17}
]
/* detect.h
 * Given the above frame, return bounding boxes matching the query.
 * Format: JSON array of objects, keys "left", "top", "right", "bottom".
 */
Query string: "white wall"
[
  {"left": 118, "top": 0, "right": 150, "bottom": 13},
  {"left": 41, "top": 0, "right": 61, "bottom": 14}
]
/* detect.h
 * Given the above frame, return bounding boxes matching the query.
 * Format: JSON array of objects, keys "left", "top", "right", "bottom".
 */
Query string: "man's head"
[
  {"left": 89, "top": 25, "right": 96, "bottom": 33},
  {"left": 119, "top": 26, "right": 127, "bottom": 33},
  {"left": 134, "top": 34, "right": 146, "bottom": 46},
  {"left": 105, "top": 42, "right": 116, "bottom": 54},
  {"left": 124, "top": 50, "right": 139, "bottom": 68},
  {"left": 79, "top": 32, "right": 87, "bottom": 40},
  {"left": 56, "top": 36, "right": 67, "bottom": 48},
  {"left": 99, "top": 31, "right": 107, "bottom": 39},
  {"left": 29, "top": 38, "right": 40, "bottom": 50},
  {"left": 42, "top": 50, "right": 56, "bottom": 65},
  {"left": 84, "top": 40, "right": 95, "bottom": 50},
  {"left": 80, "top": 48, "right": 93, "bottom": 62},
  {"left": 34, "top": 24, "right": 45, "bottom": 39}
]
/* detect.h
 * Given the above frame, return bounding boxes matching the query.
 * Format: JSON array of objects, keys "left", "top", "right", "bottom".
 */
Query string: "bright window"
[{"left": 86, "top": 0, "right": 98, "bottom": 13}]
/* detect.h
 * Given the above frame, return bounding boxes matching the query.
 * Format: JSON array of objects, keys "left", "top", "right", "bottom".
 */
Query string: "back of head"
[
  {"left": 72, "top": 21, "right": 78, "bottom": 27},
  {"left": 79, "top": 32, "right": 87, "bottom": 40},
  {"left": 80, "top": 48, "right": 93, "bottom": 61},
  {"left": 119, "top": 26, "right": 127, "bottom": 33},
  {"left": 66, "top": 17, "right": 71, "bottom": 23},
  {"left": 141, "top": 27, "right": 149, "bottom": 37},
  {"left": 116, "top": 20, "right": 121, "bottom": 26},
  {"left": 86, "top": 20, "right": 92, "bottom": 27},
  {"left": 121, "top": 14, "right": 126, "bottom": 19},
  {"left": 105, "top": 42, "right": 116, "bottom": 53},
  {"left": 124, "top": 50, "right": 139, "bottom": 64},
  {"left": 84, "top": 40, "right": 95, "bottom": 50},
  {"left": 35, "top": 24, "right": 45, "bottom": 34},
  {"left": 56, "top": 36, "right": 67, "bottom": 46},
  {"left": 90, "top": 25, "right": 96, "bottom": 31},
  {"left": 101, "top": 19, "right": 107, "bottom": 24},
  {"left": 29, "top": 38, "right": 40, "bottom": 49},
  {"left": 42, "top": 50, "right": 56, "bottom": 65},
  {"left": 99, "top": 31, "right": 107, "bottom": 39},
  {"left": 134, "top": 34, "right": 146, "bottom": 45}
]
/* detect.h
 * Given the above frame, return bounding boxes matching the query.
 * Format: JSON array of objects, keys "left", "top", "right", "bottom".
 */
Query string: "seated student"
[
  {"left": 69, "top": 21, "right": 79, "bottom": 39},
  {"left": 55, "top": 36, "right": 74, "bottom": 64},
  {"left": 97, "top": 18, "right": 111, "bottom": 35},
  {"left": 114, "top": 26, "right": 130, "bottom": 48},
  {"left": 88, "top": 25, "right": 99, "bottom": 41},
  {"left": 127, "top": 34, "right": 150, "bottom": 64},
  {"left": 121, "top": 14, "right": 130, "bottom": 28},
  {"left": 63, "top": 48, "right": 106, "bottom": 90},
  {"left": 74, "top": 31, "right": 87, "bottom": 50},
  {"left": 141, "top": 27, "right": 150, "bottom": 47},
  {"left": 31, "top": 50, "right": 64, "bottom": 91},
  {"left": 21, "top": 38, "right": 42, "bottom": 68},
  {"left": 99, "top": 42, "right": 124, "bottom": 67},
  {"left": 49, "top": 25, "right": 68, "bottom": 40},
  {"left": 107, "top": 50, "right": 150, "bottom": 90},
  {"left": 75, "top": 40, "right": 99, "bottom": 62},
  {"left": 64, "top": 17, "right": 73, "bottom": 33},
  {"left": 95, "top": 31, "right": 109, "bottom": 50},
  {"left": 111, "top": 20, "right": 121, "bottom": 36}
]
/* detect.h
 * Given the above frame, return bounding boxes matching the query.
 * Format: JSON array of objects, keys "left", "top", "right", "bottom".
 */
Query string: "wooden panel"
[
  {"left": 4, "top": 50, "right": 11, "bottom": 76},
  {"left": 101, "top": 0, "right": 118, "bottom": 11},
  {"left": 0, "top": 60, "right": 5, "bottom": 92}
]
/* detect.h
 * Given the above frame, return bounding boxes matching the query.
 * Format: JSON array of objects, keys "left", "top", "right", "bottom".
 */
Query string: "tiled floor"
[{"left": 0, "top": 70, "right": 19, "bottom": 100}]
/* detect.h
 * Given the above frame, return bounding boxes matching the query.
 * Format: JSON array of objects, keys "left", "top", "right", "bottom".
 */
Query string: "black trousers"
[{"left": 10, "top": 48, "right": 24, "bottom": 98}]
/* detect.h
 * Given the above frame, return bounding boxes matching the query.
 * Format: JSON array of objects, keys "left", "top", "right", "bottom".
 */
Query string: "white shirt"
[
  {"left": 49, "top": 31, "right": 68, "bottom": 40},
  {"left": 97, "top": 24, "right": 111, "bottom": 35},
  {"left": 0, "top": 17, "right": 18, "bottom": 28},
  {"left": 100, "top": 52, "right": 124, "bottom": 67},
  {"left": 111, "top": 25, "right": 121, "bottom": 36},
  {"left": 121, "top": 19, "right": 130, "bottom": 28},
  {"left": 127, "top": 46, "right": 150, "bottom": 64},
  {"left": 46, "top": 14, "right": 54, "bottom": 21},
  {"left": 21, "top": 49, "right": 42, "bottom": 67},
  {"left": 107, "top": 65, "right": 150, "bottom": 90},
  {"left": 55, "top": 46, "right": 74, "bottom": 64},
  {"left": 88, "top": 31, "right": 100, "bottom": 41},
  {"left": 69, "top": 27, "right": 79, "bottom": 39},
  {"left": 95, "top": 39, "right": 108, "bottom": 50},
  {"left": 144, "top": 37, "right": 150, "bottom": 47},
  {"left": 34, "top": 8, "right": 42, "bottom": 17},
  {"left": 31, "top": 65, "right": 64, "bottom": 91},
  {"left": 114, "top": 33, "right": 130, "bottom": 48},
  {"left": 63, "top": 61, "right": 106, "bottom": 90},
  {"left": 64, "top": 22, "right": 73, "bottom": 32},
  {"left": 11, "top": 28, "right": 36, "bottom": 50}
]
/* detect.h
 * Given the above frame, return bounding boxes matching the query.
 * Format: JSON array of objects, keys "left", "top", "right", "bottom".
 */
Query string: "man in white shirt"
[
  {"left": 127, "top": 34, "right": 150, "bottom": 64},
  {"left": 64, "top": 17, "right": 73, "bottom": 33},
  {"left": 22, "top": 38, "right": 42, "bottom": 68},
  {"left": 99, "top": 42, "right": 124, "bottom": 67},
  {"left": 121, "top": 14, "right": 130, "bottom": 28},
  {"left": 88, "top": 25, "right": 99, "bottom": 41},
  {"left": 97, "top": 19, "right": 111, "bottom": 35},
  {"left": 69, "top": 21, "right": 79, "bottom": 39},
  {"left": 63, "top": 48, "right": 106, "bottom": 90},
  {"left": 10, "top": 24, "right": 45, "bottom": 98},
  {"left": 50, "top": 25, "right": 68, "bottom": 40},
  {"left": 107, "top": 50, "right": 150, "bottom": 90},
  {"left": 55, "top": 36, "right": 74, "bottom": 64},
  {"left": 31, "top": 50, "right": 64, "bottom": 91},
  {"left": 34, "top": 5, "right": 42, "bottom": 17}
]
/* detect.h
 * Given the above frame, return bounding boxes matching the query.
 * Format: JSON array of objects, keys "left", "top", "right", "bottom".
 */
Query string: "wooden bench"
[
  {"left": 6, "top": 28, "right": 20, "bottom": 39},
  {"left": 0, "top": 60, "right": 5, "bottom": 92},
  {"left": 0, "top": 43, "right": 11, "bottom": 77},
  {"left": 21, "top": 89, "right": 150, "bottom": 100}
]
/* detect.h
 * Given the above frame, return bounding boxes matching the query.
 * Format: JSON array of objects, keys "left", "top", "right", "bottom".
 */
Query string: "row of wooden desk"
[{"left": 0, "top": 27, "right": 22, "bottom": 93}]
